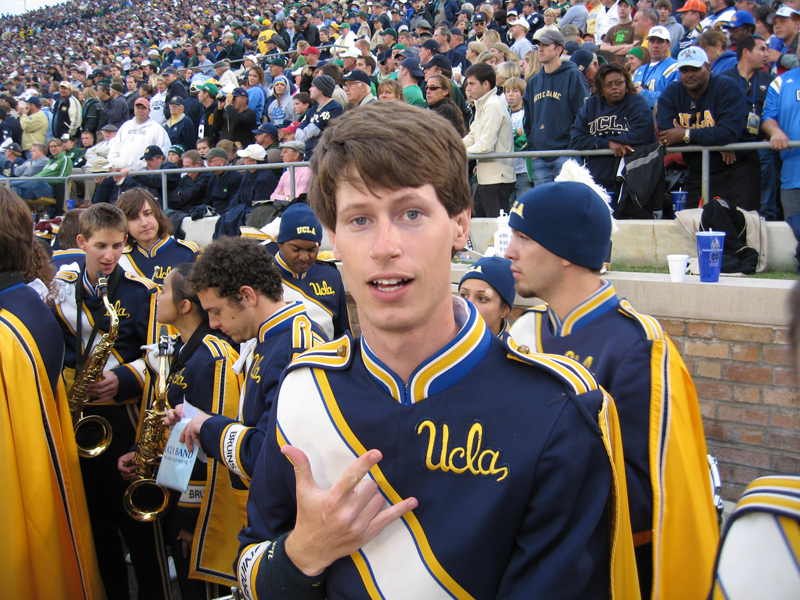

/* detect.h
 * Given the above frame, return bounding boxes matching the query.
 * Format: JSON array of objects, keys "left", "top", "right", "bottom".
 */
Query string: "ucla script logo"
[
  {"left": 249, "top": 354, "right": 263, "bottom": 383},
  {"left": 113, "top": 300, "right": 131, "bottom": 318},
  {"left": 417, "top": 420, "right": 509, "bottom": 482},
  {"left": 169, "top": 368, "right": 188, "bottom": 389},
  {"left": 154, "top": 265, "right": 172, "bottom": 281},
  {"left": 309, "top": 280, "right": 335, "bottom": 296}
]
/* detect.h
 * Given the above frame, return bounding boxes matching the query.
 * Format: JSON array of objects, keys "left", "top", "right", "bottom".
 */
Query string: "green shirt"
[
  {"left": 37, "top": 152, "right": 73, "bottom": 184},
  {"left": 403, "top": 83, "right": 425, "bottom": 107}
]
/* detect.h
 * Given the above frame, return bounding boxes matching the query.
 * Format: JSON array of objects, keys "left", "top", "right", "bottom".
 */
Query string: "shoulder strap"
[{"left": 75, "top": 265, "right": 123, "bottom": 371}]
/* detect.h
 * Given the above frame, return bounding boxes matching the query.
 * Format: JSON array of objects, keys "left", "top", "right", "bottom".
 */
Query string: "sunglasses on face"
[{"left": 426, "top": 85, "right": 443, "bottom": 91}]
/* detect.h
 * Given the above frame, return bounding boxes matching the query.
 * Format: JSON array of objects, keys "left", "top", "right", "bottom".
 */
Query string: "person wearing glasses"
[
  {"left": 425, "top": 75, "right": 466, "bottom": 135},
  {"left": 570, "top": 62, "right": 655, "bottom": 203}
]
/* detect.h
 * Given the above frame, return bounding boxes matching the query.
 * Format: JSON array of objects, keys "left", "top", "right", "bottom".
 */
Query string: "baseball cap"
[
  {"left": 141, "top": 145, "right": 165, "bottom": 159},
  {"left": 341, "top": 46, "right": 362, "bottom": 58},
  {"left": 253, "top": 122, "right": 279, "bottom": 137},
  {"left": 237, "top": 143, "right": 267, "bottom": 160},
  {"left": 27, "top": 96, "right": 41, "bottom": 106},
  {"left": 723, "top": 10, "right": 755, "bottom": 27},
  {"left": 570, "top": 49, "right": 595, "bottom": 72},
  {"left": 231, "top": 87, "right": 249, "bottom": 97},
  {"left": 340, "top": 69, "right": 372, "bottom": 86},
  {"left": 533, "top": 28, "right": 565, "bottom": 46},
  {"left": 6, "top": 142, "right": 22, "bottom": 154},
  {"left": 473, "top": 13, "right": 487, "bottom": 22},
  {"left": 58, "top": 81, "right": 71, "bottom": 89},
  {"left": 400, "top": 57, "right": 424, "bottom": 77},
  {"left": 134, "top": 97, "right": 150, "bottom": 107},
  {"left": 168, "top": 96, "right": 184, "bottom": 105},
  {"left": 420, "top": 54, "right": 452, "bottom": 70},
  {"left": 60, "top": 133, "right": 72, "bottom": 141},
  {"left": 509, "top": 17, "right": 530, "bottom": 30},
  {"left": 162, "top": 66, "right": 177, "bottom": 75},
  {"left": 647, "top": 26, "right": 672, "bottom": 41},
  {"left": 196, "top": 81, "right": 219, "bottom": 96},
  {"left": 281, "top": 121, "right": 301, "bottom": 133},
  {"left": 301, "top": 46, "right": 320, "bottom": 56},
  {"left": 418, "top": 39, "right": 441, "bottom": 52},
  {"left": 677, "top": 46, "right": 709, "bottom": 68},
  {"left": 205, "top": 147, "right": 229, "bottom": 161},
  {"left": 767, "top": 6, "right": 800, "bottom": 24},
  {"left": 677, "top": 0, "right": 707, "bottom": 12}
]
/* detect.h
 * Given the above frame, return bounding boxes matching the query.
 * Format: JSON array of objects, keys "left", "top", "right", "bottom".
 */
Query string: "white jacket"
[
  {"left": 463, "top": 91, "right": 515, "bottom": 185},
  {"left": 107, "top": 118, "right": 171, "bottom": 171}
]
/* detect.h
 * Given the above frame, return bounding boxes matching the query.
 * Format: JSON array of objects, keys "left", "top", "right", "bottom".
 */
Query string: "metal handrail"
[
  {"left": 2, "top": 160, "right": 308, "bottom": 211},
  {"left": 466, "top": 140, "right": 800, "bottom": 204},
  {"left": 5, "top": 140, "right": 798, "bottom": 213}
]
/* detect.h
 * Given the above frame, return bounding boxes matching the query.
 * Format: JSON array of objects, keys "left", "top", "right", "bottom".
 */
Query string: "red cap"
[
  {"left": 281, "top": 121, "right": 301, "bottom": 133},
  {"left": 301, "top": 46, "right": 320, "bottom": 56},
  {"left": 134, "top": 97, "right": 151, "bottom": 108},
  {"left": 678, "top": 0, "right": 707, "bottom": 13}
]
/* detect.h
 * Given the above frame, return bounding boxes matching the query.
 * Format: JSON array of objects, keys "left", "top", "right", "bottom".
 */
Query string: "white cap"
[
  {"left": 509, "top": 18, "right": 530, "bottom": 30},
  {"left": 677, "top": 46, "right": 709, "bottom": 68},
  {"left": 237, "top": 144, "right": 267, "bottom": 161},
  {"left": 647, "top": 26, "right": 672, "bottom": 41}
]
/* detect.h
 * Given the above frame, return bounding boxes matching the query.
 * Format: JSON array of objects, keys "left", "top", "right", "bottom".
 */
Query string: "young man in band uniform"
[
  {"left": 235, "top": 103, "right": 640, "bottom": 600},
  {"left": 51, "top": 203, "right": 171, "bottom": 600}
]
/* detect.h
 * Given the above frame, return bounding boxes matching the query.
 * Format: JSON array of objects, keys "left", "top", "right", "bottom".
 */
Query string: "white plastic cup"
[{"left": 667, "top": 254, "right": 690, "bottom": 282}]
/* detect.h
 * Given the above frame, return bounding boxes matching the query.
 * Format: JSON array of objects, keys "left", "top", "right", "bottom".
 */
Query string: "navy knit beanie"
[
  {"left": 278, "top": 203, "right": 323, "bottom": 244},
  {"left": 508, "top": 182, "right": 612, "bottom": 270},
  {"left": 459, "top": 256, "right": 517, "bottom": 308}
]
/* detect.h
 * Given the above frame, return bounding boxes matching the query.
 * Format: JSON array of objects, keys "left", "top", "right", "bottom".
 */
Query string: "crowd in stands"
[{"left": 1, "top": 0, "right": 799, "bottom": 237}]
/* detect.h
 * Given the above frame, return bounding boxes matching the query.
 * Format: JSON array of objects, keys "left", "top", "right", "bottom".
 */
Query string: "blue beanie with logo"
[
  {"left": 278, "top": 203, "right": 323, "bottom": 244},
  {"left": 508, "top": 182, "right": 612, "bottom": 270},
  {"left": 459, "top": 256, "right": 516, "bottom": 308}
]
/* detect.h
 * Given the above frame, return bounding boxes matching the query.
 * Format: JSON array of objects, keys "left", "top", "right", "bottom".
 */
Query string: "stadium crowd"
[
  {"left": 2, "top": 1, "right": 800, "bottom": 599},
  {"left": 1, "top": 0, "right": 799, "bottom": 231}
]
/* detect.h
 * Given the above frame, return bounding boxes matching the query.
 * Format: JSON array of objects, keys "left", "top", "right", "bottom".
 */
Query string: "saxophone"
[
  {"left": 123, "top": 327, "right": 171, "bottom": 522},
  {"left": 67, "top": 271, "right": 117, "bottom": 458}
]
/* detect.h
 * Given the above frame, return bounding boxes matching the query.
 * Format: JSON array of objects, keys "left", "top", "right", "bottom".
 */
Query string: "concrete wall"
[{"left": 468, "top": 218, "right": 797, "bottom": 272}]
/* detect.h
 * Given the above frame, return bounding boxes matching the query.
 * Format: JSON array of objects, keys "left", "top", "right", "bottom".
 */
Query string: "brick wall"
[
  {"left": 347, "top": 298, "right": 798, "bottom": 503},
  {"left": 658, "top": 320, "right": 798, "bottom": 502}
]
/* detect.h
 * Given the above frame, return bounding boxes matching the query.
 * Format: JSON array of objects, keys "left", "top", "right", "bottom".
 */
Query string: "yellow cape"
[{"left": 0, "top": 308, "right": 105, "bottom": 599}]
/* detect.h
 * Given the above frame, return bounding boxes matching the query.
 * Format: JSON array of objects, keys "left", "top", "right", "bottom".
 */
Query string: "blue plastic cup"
[
  {"left": 671, "top": 191, "right": 688, "bottom": 214},
  {"left": 65, "top": 198, "right": 76, "bottom": 211},
  {"left": 696, "top": 231, "right": 726, "bottom": 283}
]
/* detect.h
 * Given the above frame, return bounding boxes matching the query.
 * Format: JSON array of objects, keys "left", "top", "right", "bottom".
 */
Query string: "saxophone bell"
[
  {"left": 124, "top": 327, "right": 172, "bottom": 522},
  {"left": 69, "top": 271, "right": 118, "bottom": 458}
]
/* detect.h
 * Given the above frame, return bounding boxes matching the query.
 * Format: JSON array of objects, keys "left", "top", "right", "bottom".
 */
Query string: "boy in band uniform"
[
  {"left": 506, "top": 182, "right": 719, "bottom": 600},
  {"left": 235, "top": 103, "right": 640, "bottom": 600},
  {"left": 171, "top": 237, "right": 328, "bottom": 509},
  {"left": 274, "top": 203, "right": 350, "bottom": 340},
  {"left": 51, "top": 203, "right": 172, "bottom": 600}
]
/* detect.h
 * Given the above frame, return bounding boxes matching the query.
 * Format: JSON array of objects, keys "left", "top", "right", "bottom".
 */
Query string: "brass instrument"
[
  {"left": 123, "top": 328, "right": 171, "bottom": 522},
  {"left": 67, "top": 271, "right": 116, "bottom": 458}
]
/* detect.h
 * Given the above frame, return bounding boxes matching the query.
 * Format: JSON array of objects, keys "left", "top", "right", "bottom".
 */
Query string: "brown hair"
[
  {"left": 248, "top": 65, "right": 265, "bottom": 86},
  {"left": 58, "top": 208, "right": 85, "bottom": 249},
  {"left": 309, "top": 103, "right": 471, "bottom": 232},
  {"left": 377, "top": 79, "right": 406, "bottom": 101},
  {"left": 188, "top": 237, "right": 283, "bottom": 302},
  {"left": 593, "top": 63, "right": 637, "bottom": 98},
  {"left": 115, "top": 188, "right": 172, "bottom": 241},
  {"left": 0, "top": 187, "right": 34, "bottom": 272},
  {"left": 80, "top": 202, "right": 128, "bottom": 240},
  {"left": 696, "top": 28, "right": 728, "bottom": 51},
  {"left": 25, "top": 239, "right": 56, "bottom": 300},
  {"left": 182, "top": 149, "right": 204, "bottom": 166}
]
